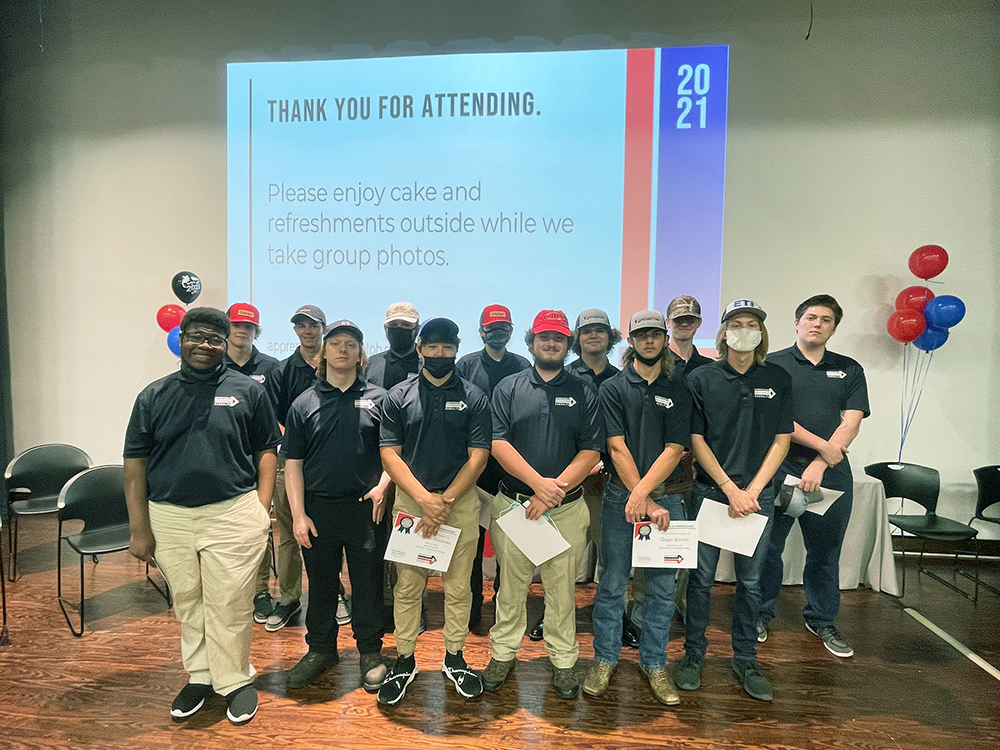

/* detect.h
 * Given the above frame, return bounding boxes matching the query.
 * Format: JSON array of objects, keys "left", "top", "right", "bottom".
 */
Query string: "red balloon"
[
  {"left": 908, "top": 244, "right": 949, "bottom": 280},
  {"left": 887, "top": 310, "right": 926, "bottom": 343},
  {"left": 895, "top": 286, "right": 935, "bottom": 313},
  {"left": 156, "top": 304, "right": 186, "bottom": 332}
]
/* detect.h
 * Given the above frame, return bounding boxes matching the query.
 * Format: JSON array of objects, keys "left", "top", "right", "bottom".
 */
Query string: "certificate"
[
  {"left": 384, "top": 511, "right": 460, "bottom": 572},
  {"left": 696, "top": 499, "right": 768, "bottom": 557},
  {"left": 631, "top": 520, "right": 698, "bottom": 569},
  {"left": 494, "top": 503, "right": 570, "bottom": 566}
]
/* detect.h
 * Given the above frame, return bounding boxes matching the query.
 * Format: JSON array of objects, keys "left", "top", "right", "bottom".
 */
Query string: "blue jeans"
[
  {"left": 592, "top": 481, "right": 685, "bottom": 670},
  {"left": 759, "top": 462, "right": 854, "bottom": 629},
  {"left": 683, "top": 480, "right": 774, "bottom": 661}
]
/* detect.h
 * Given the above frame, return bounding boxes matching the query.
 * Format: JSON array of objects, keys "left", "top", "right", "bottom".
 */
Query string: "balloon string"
[
  {"left": 898, "top": 344, "right": 908, "bottom": 462},
  {"left": 901, "top": 349, "right": 934, "bottom": 452}
]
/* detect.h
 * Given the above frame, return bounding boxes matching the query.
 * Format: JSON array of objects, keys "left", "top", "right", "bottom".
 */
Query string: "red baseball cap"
[
  {"left": 228, "top": 302, "right": 260, "bottom": 326},
  {"left": 532, "top": 309, "right": 571, "bottom": 337},
  {"left": 480, "top": 304, "right": 513, "bottom": 326}
]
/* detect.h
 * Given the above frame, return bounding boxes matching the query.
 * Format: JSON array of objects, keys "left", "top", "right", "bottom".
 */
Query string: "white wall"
[{"left": 3, "top": 1, "right": 998, "bottom": 523}]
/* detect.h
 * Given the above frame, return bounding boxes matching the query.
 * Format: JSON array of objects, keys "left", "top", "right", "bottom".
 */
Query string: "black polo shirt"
[
  {"left": 124, "top": 364, "right": 281, "bottom": 508},
  {"left": 567, "top": 357, "right": 619, "bottom": 389},
  {"left": 600, "top": 364, "right": 692, "bottom": 484},
  {"left": 367, "top": 349, "right": 421, "bottom": 390},
  {"left": 491, "top": 367, "right": 605, "bottom": 496},
  {"left": 380, "top": 373, "right": 491, "bottom": 494},
  {"left": 276, "top": 347, "right": 318, "bottom": 425},
  {"left": 671, "top": 346, "right": 714, "bottom": 380},
  {"left": 768, "top": 344, "right": 870, "bottom": 468},
  {"left": 284, "top": 377, "right": 386, "bottom": 498},
  {"left": 687, "top": 359, "right": 794, "bottom": 488},
  {"left": 224, "top": 346, "right": 282, "bottom": 409},
  {"left": 456, "top": 348, "right": 532, "bottom": 494}
]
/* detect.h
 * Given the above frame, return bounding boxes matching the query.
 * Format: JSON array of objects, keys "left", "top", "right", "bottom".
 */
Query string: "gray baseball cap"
[
  {"left": 323, "top": 319, "right": 363, "bottom": 344},
  {"left": 628, "top": 310, "right": 667, "bottom": 334},
  {"left": 721, "top": 299, "right": 767, "bottom": 324},
  {"left": 290, "top": 305, "right": 327, "bottom": 325},
  {"left": 574, "top": 308, "right": 612, "bottom": 331}
]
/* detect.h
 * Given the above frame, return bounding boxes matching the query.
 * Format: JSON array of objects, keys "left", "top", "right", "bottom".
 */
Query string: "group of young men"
[{"left": 123, "top": 291, "right": 868, "bottom": 724}]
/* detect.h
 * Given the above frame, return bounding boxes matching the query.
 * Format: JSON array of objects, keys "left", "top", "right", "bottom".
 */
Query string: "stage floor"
[{"left": 2, "top": 517, "right": 999, "bottom": 750}]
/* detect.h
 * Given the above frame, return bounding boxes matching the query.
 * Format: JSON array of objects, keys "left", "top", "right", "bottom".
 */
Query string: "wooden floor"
[{"left": 2, "top": 517, "right": 999, "bottom": 750}]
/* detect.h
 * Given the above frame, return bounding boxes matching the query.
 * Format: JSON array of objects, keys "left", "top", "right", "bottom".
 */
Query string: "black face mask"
[
  {"left": 423, "top": 355, "right": 456, "bottom": 379},
  {"left": 483, "top": 327, "right": 512, "bottom": 350},
  {"left": 386, "top": 327, "right": 415, "bottom": 353},
  {"left": 634, "top": 351, "right": 661, "bottom": 367}
]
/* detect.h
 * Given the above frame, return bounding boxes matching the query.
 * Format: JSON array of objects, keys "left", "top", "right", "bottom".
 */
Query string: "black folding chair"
[
  {"left": 57, "top": 465, "right": 167, "bottom": 636},
  {"left": 865, "top": 462, "right": 979, "bottom": 601},
  {"left": 957, "top": 465, "right": 1000, "bottom": 596},
  {"left": 5, "top": 444, "right": 92, "bottom": 581}
]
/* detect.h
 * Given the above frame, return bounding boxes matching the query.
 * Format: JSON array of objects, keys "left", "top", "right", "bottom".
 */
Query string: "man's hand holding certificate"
[{"left": 384, "top": 511, "right": 460, "bottom": 572}]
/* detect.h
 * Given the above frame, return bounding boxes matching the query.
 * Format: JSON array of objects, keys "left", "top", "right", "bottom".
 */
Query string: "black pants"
[
  {"left": 300, "top": 492, "right": 385, "bottom": 655},
  {"left": 470, "top": 525, "right": 500, "bottom": 622}
]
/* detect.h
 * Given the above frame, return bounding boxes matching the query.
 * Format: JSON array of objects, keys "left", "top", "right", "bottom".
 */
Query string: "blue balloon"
[
  {"left": 913, "top": 325, "right": 948, "bottom": 352},
  {"left": 924, "top": 295, "right": 966, "bottom": 329},
  {"left": 167, "top": 326, "right": 182, "bottom": 357}
]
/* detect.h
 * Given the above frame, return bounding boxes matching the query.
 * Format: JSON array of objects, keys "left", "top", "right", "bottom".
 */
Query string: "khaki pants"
[
  {"left": 149, "top": 491, "right": 270, "bottom": 695},
  {"left": 489, "top": 492, "right": 590, "bottom": 669},
  {"left": 392, "top": 486, "right": 480, "bottom": 656},
  {"left": 254, "top": 460, "right": 303, "bottom": 605}
]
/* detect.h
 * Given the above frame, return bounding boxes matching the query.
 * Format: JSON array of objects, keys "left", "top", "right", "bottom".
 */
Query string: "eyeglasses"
[{"left": 183, "top": 331, "right": 227, "bottom": 348}]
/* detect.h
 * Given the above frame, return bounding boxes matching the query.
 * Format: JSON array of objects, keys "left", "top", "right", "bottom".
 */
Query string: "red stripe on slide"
[{"left": 620, "top": 48, "right": 655, "bottom": 331}]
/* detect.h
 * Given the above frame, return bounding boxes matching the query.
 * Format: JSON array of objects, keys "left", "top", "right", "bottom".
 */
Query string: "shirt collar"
[
  {"left": 528, "top": 366, "right": 567, "bottom": 387},
  {"left": 792, "top": 343, "right": 828, "bottom": 366},
  {"left": 316, "top": 376, "right": 365, "bottom": 394},
  {"left": 624, "top": 362, "right": 669, "bottom": 386},
  {"left": 419, "top": 371, "right": 461, "bottom": 391},
  {"left": 719, "top": 358, "right": 759, "bottom": 380}
]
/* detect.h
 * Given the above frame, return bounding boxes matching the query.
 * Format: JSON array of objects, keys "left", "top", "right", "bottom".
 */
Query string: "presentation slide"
[{"left": 227, "top": 46, "right": 728, "bottom": 358}]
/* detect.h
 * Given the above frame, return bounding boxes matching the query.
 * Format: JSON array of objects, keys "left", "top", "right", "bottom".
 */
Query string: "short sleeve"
[
  {"left": 123, "top": 389, "right": 155, "bottom": 459},
  {"left": 663, "top": 383, "right": 693, "bottom": 450},
  {"left": 578, "top": 382, "right": 605, "bottom": 453},
  {"left": 466, "top": 387, "right": 492, "bottom": 450},
  {"left": 687, "top": 372, "right": 707, "bottom": 436},
  {"left": 599, "top": 379, "right": 626, "bottom": 439},
  {"left": 491, "top": 380, "right": 515, "bottom": 442},
  {"left": 845, "top": 363, "right": 871, "bottom": 418},
  {"left": 248, "top": 383, "right": 281, "bottom": 453},
  {"left": 379, "top": 388, "right": 405, "bottom": 447},
  {"left": 283, "top": 398, "right": 309, "bottom": 460}
]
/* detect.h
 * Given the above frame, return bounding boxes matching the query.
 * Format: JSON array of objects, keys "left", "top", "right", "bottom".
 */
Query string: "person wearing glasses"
[
  {"left": 124, "top": 307, "right": 280, "bottom": 725},
  {"left": 262, "top": 305, "right": 328, "bottom": 633}
]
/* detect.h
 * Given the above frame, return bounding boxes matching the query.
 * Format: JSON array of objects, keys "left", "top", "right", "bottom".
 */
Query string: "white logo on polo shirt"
[
  {"left": 251, "top": 374, "right": 266, "bottom": 384},
  {"left": 555, "top": 396, "right": 577, "bottom": 407},
  {"left": 754, "top": 388, "right": 776, "bottom": 399},
  {"left": 445, "top": 401, "right": 468, "bottom": 411},
  {"left": 355, "top": 398, "right": 375, "bottom": 410},
  {"left": 654, "top": 396, "right": 674, "bottom": 409},
  {"left": 214, "top": 396, "right": 240, "bottom": 407},
  {"left": 826, "top": 371, "right": 847, "bottom": 379}
]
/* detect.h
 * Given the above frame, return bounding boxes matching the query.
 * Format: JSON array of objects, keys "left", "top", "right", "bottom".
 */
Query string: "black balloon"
[{"left": 171, "top": 271, "right": 202, "bottom": 304}]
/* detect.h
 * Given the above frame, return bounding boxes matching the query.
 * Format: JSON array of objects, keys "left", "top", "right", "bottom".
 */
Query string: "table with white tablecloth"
[{"left": 716, "top": 473, "right": 899, "bottom": 596}]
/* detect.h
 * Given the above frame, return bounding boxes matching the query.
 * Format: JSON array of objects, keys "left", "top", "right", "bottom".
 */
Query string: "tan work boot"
[
  {"left": 582, "top": 661, "right": 615, "bottom": 697},
  {"left": 642, "top": 665, "right": 681, "bottom": 705}
]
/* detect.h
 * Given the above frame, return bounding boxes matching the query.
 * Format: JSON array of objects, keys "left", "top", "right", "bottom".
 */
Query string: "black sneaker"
[
  {"left": 253, "top": 591, "right": 273, "bottom": 624},
  {"left": 286, "top": 650, "right": 340, "bottom": 689},
  {"left": 731, "top": 658, "right": 773, "bottom": 701},
  {"left": 805, "top": 621, "right": 854, "bottom": 657},
  {"left": 441, "top": 650, "right": 484, "bottom": 699},
  {"left": 621, "top": 614, "right": 641, "bottom": 649},
  {"left": 225, "top": 684, "right": 258, "bottom": 725},
  {"left": 170, "top": 682, "right": 213, "bottom": 720},
  {"left": 264, "top": 600, "right": 301, "bottom": 632},
  {"left": 360, "top": 652, "right": 387, "bottom": 693},
  {"left": 528, "top": 619, "right": 544, "bottom": 642},
  {"left": 377, "top": 654, "right": 418, "bottom": 705}
]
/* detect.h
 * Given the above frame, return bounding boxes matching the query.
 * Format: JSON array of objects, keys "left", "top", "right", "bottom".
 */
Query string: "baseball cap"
[
  {"left": 323, "top": 319, "right": 364, "bottom": 344},
  {"left": 574, "top": 308, "right": 612, "bottom": 331},
  {"left": 480, "top": 304, "right": 513, "bottom": 327},
  {"left": 629, "top": 310, "right": 667, "bottom": 334},
  {"left": 666, "top": 295, "right": 702, "bottom": 320},
  {"left": 418, "top": 317, "right": 460, "bottom": 345},
  {"left": 721, "top": 299, "right": 767, "bottom": 324},
  {"left": 385, "top": 301, "right": 419, "bottom": 325},
  {"left": 290, "top": 305, "right": 327, "bottom": 325},
  {"left": 778, "top": 481, "right": 824, "bottom": 518},
  {"left": 532, "top": 310, "right": 572, "bottom": 337},
  {"left": 228, "top": 302, "right": 260, "bottom": 326}
]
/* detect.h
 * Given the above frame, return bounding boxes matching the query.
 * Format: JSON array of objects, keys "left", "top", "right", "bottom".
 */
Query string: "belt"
[
  {"left": 609, "top": 474, "right": 690, "bottom": 499},
  {"left": 499, "top": 481, "right": 584, "bottom": 507}
]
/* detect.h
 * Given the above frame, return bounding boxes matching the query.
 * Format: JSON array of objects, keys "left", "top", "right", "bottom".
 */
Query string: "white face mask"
[{"left": 726, "top": 328, "right": 762, "bottom": 352}]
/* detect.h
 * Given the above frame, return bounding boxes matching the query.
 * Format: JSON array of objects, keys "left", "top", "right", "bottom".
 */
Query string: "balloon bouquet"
[
  {"left": 885, "top": 246, "right": 966, "bottom": 461},
  {"left": 154, "top": 272, "right": 203, "bottom": 357}
]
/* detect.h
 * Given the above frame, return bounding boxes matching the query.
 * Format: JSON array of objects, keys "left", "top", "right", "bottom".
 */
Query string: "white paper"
[
  {"left": 477, "top": 486, "right": 494, "bottom": 529},
  {"left": 495, "top": 503, "right": 570, "bottom": 566},
  {"left": 384, "top": 511, "right": 460, "bottom": 572},
  {"left": 631, "top": 520, "right": 698, "bottom": 569},
  {"left": 780, "top": 474, "right": 845, "bottom": 517},
  {"left": 696, "top": 499, "right": 768, "bottom": 557}
]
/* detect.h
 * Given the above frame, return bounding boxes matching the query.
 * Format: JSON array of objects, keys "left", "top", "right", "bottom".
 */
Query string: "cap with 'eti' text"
[
  {"left": 721, "top": 299, "right": 767, "bottom": 324},
  {"left": 290, "top": 305, "right": 327, "bottom": 325},
  {"left": 323, "top": 319, "right": 364, "bottom": 344},
  {"left": 480, "top": 304, "right": 513, "bottom": 327},
  {"left": 228, "top": 303, "right": 260, "bottom": 326},
  {"left": 666, "top": 295, "right": 702, "bottom": 320},
  {"left": 574, "top": 308, "right": 612, "bottom": 331},
  {"left": 532, "top": 310, "right": 572, "bottom": 337},
  {"left": 629, "top": 310, "right": 667, "bottom": 334},
  {"left": 385, "top": 301, "right": 419, "bottom": 324}
]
